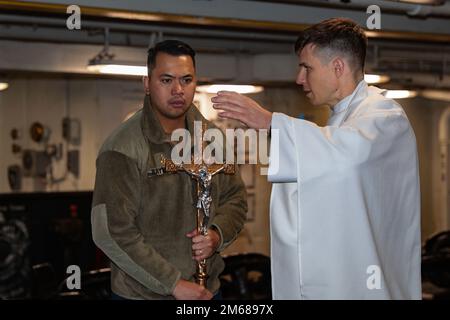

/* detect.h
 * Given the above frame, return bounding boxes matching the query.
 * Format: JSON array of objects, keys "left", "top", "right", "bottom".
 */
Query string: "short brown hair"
[{"left": 294, "top": 18, "right": 368, "bottom": 73}]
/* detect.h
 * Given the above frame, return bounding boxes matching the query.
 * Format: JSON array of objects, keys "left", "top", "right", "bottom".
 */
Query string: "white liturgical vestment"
[{"left": 268, "top": 80, "right": 421, "bottom": 299}]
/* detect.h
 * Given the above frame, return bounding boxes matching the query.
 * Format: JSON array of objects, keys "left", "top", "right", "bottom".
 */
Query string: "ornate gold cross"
[{"left": 163, "top": 122, "right": 235, "bottom": 287}]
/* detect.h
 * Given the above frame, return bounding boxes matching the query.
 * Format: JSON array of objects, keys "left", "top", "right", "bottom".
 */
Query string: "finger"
[
  {"left": 193, "top": 240, "right": 212, "bottom": 252},
  {"left": 191, "top": 235, "right": 205, "bottom": 244},
  {"left": 212, "top": 101, "right": 243, "bottom": 111},
  {"left": 193, "top": 248, "right": 205, "bottom": 260},
  {"left": 212, "top": 104, "right": 246, "bottom": 116},
  {"left": 186, "top": 229, "right": 198, "bottom": 238},
  {"left": 215, "top": 108, "right": 245, "bottom": 120},
  {"left": 204, "top": 292, "right": 213, "bottom": 300},
  {"left": 216, "top": 90, "right": 238, "bottom": 96},
  {"left": 200, "top": 289, "right": 213, "bottom": 300},
  {"left": 211, "top": 93, "right": 242, "bottom": 104},
  {"left": 218, "top": 112, "right": 248, "bottom": 124},
  {"left": 211, "top": 95, "right": 235, "bottom": 104}
]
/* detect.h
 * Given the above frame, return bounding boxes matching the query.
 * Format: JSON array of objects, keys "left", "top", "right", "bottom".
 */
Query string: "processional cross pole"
[{"left": 163, "top": 122, "right": 235, "bottom": 287}]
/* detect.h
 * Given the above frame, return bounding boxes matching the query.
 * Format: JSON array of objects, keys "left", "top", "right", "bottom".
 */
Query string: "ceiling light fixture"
[
  {"left": 196, "top": 84, "right": 264, "bottom": 94},
  {"left": 0, "top": 82, "right": 8, "bottom": 91},
  {"left": 364, "top": 74, "right": 391, "bottom": 84},
  {"left": 387, "top": 0, "right": 445, "bottom": 4},
  {"left": 87, "top": 28, "right": 147, "bottom": 77},
  {"left": 87, "top": 61, "right": 147, "bottom": 76},
  {"left": 385, "top": 90, "right": 417, "bottom": 99},
  {"left": 421, "top": 90, "right": 450, "bottom": 102}
]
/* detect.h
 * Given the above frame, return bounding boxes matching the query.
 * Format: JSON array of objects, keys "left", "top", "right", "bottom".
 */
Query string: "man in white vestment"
[{"left": 211, "top": 18, "right": 421, "bottom": 300}]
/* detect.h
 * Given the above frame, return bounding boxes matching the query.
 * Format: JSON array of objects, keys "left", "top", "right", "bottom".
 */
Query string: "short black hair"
[
  {"left": 147, "top": 40, "right": 196, "bottom": 73},
  {"left": 294, "top": 18, "right": 367, "bottom": 73}
]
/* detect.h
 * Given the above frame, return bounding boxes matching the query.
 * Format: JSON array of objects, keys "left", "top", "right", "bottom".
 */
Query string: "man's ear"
[
  {"left": 332, "top": 57, "right": 345, "bottom": 78},
  {"left": 143, "top": 76, "right": 150, "bottom": 95}
]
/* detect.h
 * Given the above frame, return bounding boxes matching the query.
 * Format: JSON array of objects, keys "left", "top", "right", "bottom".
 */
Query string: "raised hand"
[{"left": 211, "top": 91, "right": 272, "bottom": 129}]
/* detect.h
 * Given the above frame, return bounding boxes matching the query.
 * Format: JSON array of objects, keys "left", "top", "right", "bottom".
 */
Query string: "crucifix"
[{"left": 163, "top": 122, "right": 235, "bottom": 287}]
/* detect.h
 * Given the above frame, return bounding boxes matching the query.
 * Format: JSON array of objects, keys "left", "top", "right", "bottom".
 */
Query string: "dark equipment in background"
[
  {"left": 22, "top": 150, "right": 51, "bottom": 178},
  {"left": 219, "top": 253, "right": 272, "bottom": 300},
  {"left": 0, "top": 191, "right": 272, "bottom": 300},
  {"left": 62, "top": 117, "right": 81, "bottom": 146},
  {"left": 0, "top": 192, "right": 105, "bottom": 299},
  {"left": 52, "top": 253, "right": 271, "bottom": 300},
  {"left": 67, "top": 150, "right": 80, "bottom": 178},
  {"left": 56, "top": 268, "right": 111, "bottom": 300},
  {"left": 7, "top": 118, "right": 81, "bottom": 192},
  {"left": 422, "top": 230, "right": 450, "bottom": 299},
  {"left": 30, "top": 122, "right": 51, "bottom": 144},
  {"left": 0, "top": 208, "right": 31, "bottom": 299},
  {"left": 10, "top": 128, "right": 21, "bottom": 140},
  {"left": 7, "top": 165, "right": 22, "bottom": 191}
]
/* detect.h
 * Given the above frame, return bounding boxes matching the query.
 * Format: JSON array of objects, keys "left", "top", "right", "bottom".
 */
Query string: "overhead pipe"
[
  {"left": 249, "top": 0, "right": 450, "bottom": 17},
  {"left": 388, "top": 73, "right": 450, "bottom": 89},
  {"left": 0, "top": 14, "right": 296, "bottom": 44},
  {"left": 325, "top": 0, "right": 450, "bottom": 17}
]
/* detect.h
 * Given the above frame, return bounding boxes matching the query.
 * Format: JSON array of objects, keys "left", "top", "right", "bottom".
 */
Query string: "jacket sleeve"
[
  {"left": 91, "top": 150, "right": 181, "bottom": 296},
  {"left": 211, "top": 167, "right": 247, "bottom": 252}
]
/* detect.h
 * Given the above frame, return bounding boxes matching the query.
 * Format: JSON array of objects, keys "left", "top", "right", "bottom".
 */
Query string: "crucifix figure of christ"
[{"left": 163, "top": 122, "right": 235, "bottom": 287}]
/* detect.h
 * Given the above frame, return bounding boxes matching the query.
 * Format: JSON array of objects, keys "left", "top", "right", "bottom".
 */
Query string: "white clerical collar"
[{"left": 331, "top": 80, "right": 366, "bottom": 115}]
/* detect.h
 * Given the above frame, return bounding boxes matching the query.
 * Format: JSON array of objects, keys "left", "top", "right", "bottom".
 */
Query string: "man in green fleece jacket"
[{"left": 91, "top": 40, "right": 247, "bottom": 300}]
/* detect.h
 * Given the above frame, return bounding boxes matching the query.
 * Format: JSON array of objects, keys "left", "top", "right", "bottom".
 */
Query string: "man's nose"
[
  {"left": 296, "top": 70, "right": 305, "bottom": 86},
  {"left": 172, "top": 81, "right": 183, "bottom": 95}
]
